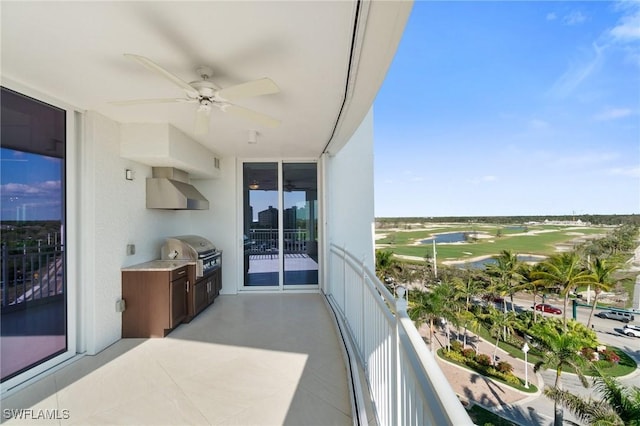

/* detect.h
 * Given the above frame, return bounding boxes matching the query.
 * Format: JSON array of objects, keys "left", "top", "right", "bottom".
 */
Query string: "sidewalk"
[{"left": 419, "top": 324, "right": 550, "bottom": 425}]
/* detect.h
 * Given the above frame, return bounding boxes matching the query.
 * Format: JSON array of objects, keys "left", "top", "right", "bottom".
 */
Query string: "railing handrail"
[
  {"left": 328, "top": 243, "right": 472, "bottom": 426},
  {"left": 329, "top": 244, "right": 396, "bottom": 307},
  {"left": 1, "top": 244, "right": 65, "bottom": 308}
]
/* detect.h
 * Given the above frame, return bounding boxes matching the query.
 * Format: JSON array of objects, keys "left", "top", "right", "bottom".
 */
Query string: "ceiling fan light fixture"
[{"left": 248, "top": 180, "right": 260, "bottom": 190}]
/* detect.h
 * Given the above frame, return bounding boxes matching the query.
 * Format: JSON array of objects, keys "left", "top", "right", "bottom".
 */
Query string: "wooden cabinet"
[
  {"left": 122, "top": 265, "right": 190, "bottom": 338},
  {"left": 185, "top": 266, "right": 222, "bottom": 322}
]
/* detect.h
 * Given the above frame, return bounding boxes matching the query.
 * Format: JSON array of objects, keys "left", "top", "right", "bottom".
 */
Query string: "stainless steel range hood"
[{"left": 146, "top": 167, "right": 209, "bottom": 210}]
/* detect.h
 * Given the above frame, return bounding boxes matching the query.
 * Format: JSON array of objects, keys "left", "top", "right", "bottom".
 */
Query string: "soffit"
[{"left": 1, "top": 1, "right": 411, "bottom": 159}]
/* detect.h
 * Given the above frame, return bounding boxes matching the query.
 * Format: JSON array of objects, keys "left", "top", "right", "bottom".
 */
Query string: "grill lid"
[{"left": 164, "top": 235, "right": 216, "bottom": 254}]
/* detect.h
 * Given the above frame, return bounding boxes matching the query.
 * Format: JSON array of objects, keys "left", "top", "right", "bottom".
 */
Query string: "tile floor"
[{"left": 1, "top": 294, "right": 352, "bottom": 425}]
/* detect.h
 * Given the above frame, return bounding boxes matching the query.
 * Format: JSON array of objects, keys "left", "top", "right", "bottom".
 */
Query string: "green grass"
[
  {"left": 467, "top": 404, "right": 518, "bottom": 426},
  {"left": 473, "top": 326, "right": 637, "bottom": 377},
  {"left": 376, "top": 225, "right": 609, "bottom": 260},
  {"left": 436, "top": 348, "right": 538, "bottom": 393}
]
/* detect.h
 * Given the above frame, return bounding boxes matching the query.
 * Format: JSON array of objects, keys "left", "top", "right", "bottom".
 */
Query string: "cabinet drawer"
[{"left": 171, "top": 266, "right": 189, "bottom": 280}]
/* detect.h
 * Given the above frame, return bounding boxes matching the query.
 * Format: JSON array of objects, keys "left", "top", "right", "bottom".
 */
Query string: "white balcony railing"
[{"left": 327, "top": 244, "right": 473, "bottom": 426}]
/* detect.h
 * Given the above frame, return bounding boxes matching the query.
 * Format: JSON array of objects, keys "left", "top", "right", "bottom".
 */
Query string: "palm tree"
[
  {"left": 408, "top": 286, "right": 448, "bottom": 352},
  {"left": 533, "top": 252, "right": 596, "bottom": 329},
  {"left": 544, "top": 373, "right": 640, "bottom": 425},
  {"left": 586, "top": 257, "right": 617, "bottom": 328},
  {"left": 483, "top": 306, "right": 516, "bottom": 366},
  {"left": 453, "top": 275, "right": 483, "bottom": 347},
  {"left": 519, "top": 263, "right": 548, "bottom": 323},
  {"left": 531, "top": 321, "right": 590, "bottom": 426},
  {"left": 485, "top": 250, "right": 523, "bottom": 313},
  {"left": 375, "top": 249, "right": 398, "bottom": 282}
]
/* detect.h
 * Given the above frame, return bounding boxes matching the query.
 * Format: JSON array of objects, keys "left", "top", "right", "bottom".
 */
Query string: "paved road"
[{"left": 481, "top": 296, "right": 640, "bottom": 425}]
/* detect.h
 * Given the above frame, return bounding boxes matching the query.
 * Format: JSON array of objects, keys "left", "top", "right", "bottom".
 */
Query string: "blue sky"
[
  {"left": 0, "top": 148, "right": 62, "bottom": 221},
  {"left": 374, "top": 1, "right": 640, "bottom": 217}
]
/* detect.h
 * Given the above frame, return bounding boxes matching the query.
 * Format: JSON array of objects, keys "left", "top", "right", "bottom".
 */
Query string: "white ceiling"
[{"left": 1, "top": 1, "right": 411, "bottom": 159}]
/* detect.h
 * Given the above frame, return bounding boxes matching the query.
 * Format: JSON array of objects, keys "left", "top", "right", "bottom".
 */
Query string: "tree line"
[
  {"left": 375, "top": 225, "right": 640, "bottom": 426},
  {"left": 376, "top": 214, "right": 640, "bottom": 227}
]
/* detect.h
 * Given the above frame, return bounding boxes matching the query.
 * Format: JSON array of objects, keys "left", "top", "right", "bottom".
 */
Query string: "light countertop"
[{"left": 121, "top": 259, "right": 195, "bottom": 272}]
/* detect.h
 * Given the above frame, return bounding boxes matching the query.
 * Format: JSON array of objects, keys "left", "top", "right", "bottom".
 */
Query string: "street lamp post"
[{"left": 522, "top": 342, "right": 530, "bottom": 389}]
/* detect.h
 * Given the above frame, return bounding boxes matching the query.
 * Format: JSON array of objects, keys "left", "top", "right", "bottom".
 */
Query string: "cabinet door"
[
  {"left": 194, "top": 279, "right": 208, "bottom": 315},
  {"left": 214, "top": 268, "right": 222, "bottom": 294},
  {"left": 170, "top": 276, "right": 187, "bottom": 327}
]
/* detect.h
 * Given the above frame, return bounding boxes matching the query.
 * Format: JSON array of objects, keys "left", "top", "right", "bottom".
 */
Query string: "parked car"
[
  {"left": 533, "top": 304, "right": 562, "bottom": 314},
  {"left": 595, "top": 310, "right": 635, "bottom": 323},
  {"left": 623, "top": 324, "right": 640, "bottom": 337}
]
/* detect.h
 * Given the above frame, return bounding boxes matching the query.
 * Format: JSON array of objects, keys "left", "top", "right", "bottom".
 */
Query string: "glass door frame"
[
  {"left": 1, "top": 79, "right": 78, "bottom": 393},
  {"left": 238, "top": 159, "right": 320, "bottom": 292}
]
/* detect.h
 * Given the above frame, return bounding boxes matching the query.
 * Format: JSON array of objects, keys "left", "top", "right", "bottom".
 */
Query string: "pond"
[
  {"left": 420, "top": 232, "right": 480, "bottom": 244},
  {"left": 457, "top": 255, "right": 547, "bottom": 269},
  {"left": 504, "top": 226, "right": 526, "bottom": 231}
]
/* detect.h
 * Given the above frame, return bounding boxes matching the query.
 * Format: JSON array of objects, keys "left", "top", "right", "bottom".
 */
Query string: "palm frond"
[{"left": 543, "top": 387, "right": 624, "bottom": 425}]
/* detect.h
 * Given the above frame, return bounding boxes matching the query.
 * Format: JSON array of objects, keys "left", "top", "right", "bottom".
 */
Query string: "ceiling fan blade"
[
  {"left": 194, "top": 105, "right": 211, "bottom": 135},
  {"left": 216, "top": 78, "right": 280, "bottom": 101},
  {"left": 124, "top": 54, "right": 199, "bottom": 98},
  {"left": 109, "top": 98, "right": 193, "bottom": 106},
  {"left": 223, "top": 104, "right": 281, "bottom": 128}
]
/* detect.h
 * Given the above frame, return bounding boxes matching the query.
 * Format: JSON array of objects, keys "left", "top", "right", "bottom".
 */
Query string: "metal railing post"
[
  {"left": 395, "top": 286, "right": 408, "bottom": 426},
  {"left": 342, "top": 245, "right": 347, "bottom": 317}
]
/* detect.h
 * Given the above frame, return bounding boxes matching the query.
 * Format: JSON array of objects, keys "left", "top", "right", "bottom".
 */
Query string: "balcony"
[
  {"left": 1, "top": 245, "right": 472, "bottom": 425},
  {"left": 2, "top": 294, "right": 353, "bottom": 425}
]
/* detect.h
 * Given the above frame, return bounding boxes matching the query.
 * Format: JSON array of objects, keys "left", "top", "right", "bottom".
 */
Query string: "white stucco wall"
[
  {"left": 17, "top": 106, "right": 375, "bottom": 356},
  {"left": 189, "top": 157, "right": 237, "bottom": 295},
  {"left": 82, "top": 112, "right": 190, "bottom": 354},
  {"left": 325, "top": 108, "right": 375, "bottom": 270}
]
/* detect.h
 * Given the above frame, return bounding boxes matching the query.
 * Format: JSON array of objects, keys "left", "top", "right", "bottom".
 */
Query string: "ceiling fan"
[{"left": 111, "top": 54, "right": 281, "bottom": 134}]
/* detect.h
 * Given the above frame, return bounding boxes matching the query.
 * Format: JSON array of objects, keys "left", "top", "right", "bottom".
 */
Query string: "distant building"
[
  {"left": 258, "top": 206, "right": 278, "bottom": 228},
  {"left": 284, "top": 206, "right": 297, "bottom": 229}
]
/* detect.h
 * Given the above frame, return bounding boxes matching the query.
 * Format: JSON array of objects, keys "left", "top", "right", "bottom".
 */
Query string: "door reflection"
[
  {"left": 243, "top": 163, "right": 279, "bottom": 286},
  {"left": 283, "top": 163, "right": 318, "bottom": 286}
]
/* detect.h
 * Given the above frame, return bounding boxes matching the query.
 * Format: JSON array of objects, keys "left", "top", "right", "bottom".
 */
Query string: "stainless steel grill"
[{"left": 160, "top": 235, "right": 220, "bottom": 277}]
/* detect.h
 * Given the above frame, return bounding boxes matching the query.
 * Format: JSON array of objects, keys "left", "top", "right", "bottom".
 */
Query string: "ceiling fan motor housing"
[{"left": 190, "top": 80, "right": 218, "bottom": 99}]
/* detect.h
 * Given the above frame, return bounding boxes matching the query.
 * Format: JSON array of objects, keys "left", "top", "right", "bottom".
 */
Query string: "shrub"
[
  {"left": 476, "top": 354, "right": 491, "bottom": 366},
  {"left": 462, "top": 348, "right": 476, "bottom": 359},
  {"left": 496, "top": 361, "right": 513, "bottom": 374},
  {"left": 443, "top": 349, "right": 466, "bottom": 364},
  {"left": 450, "top": 340, "right": 463, "bottom": 353},
  {"left": 600, "top": 349, "right": 620, "bottom": 364},
  {"left": 503, "top": 373, "right": 521, "bottom": 386},
  {"left": 581, "top": 347, "right": 596, "bottom": 361}
]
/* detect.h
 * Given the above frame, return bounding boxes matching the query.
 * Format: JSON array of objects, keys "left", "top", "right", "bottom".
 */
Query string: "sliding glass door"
[
  {"left": 1, "top": 87, "right": 68, "bottom": 382},
  {"left": 282, "top": 163, "right": 318, "bottom": 286},
  {"left": 243, "top": 163, "right": 280, "bottom": 287},
  {"left": 242, "top": 162, "right": 318, "bottom": 289}
]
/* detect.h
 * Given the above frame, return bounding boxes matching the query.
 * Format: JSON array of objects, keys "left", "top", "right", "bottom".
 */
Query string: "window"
[{"left": 1, "top": 87, "right": 67, "bottom": 382}]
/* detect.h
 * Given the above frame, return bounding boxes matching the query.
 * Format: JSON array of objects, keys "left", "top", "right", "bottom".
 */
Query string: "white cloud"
[
  {"left": 608, "top": 166, "right": 640, "bottom": 178},
  {"left": 553, "top": 152, "right": 619, "bottom": 167},
  {"left": 594, "top": 107, "right": 634, "bottom": 121},
  {"left": 1, "top": 181, "right": 61, "bottom": 196},
  {"left": 564, "top": 11, "right": 587, "bottom": 26},
  {"left": 467, "top": 175, "right": 498, "bottom": 185},
  {"left": 546, "top": 12, "right": 557, "bottom": 21},
  {"left": 609, "top": 6, "right": 640, "bottom": 41},
  {"left": 608, "top": 1, "right": 640, "bottom": 66},
  {"left": 548, "top": 42, "right": 604, "bottom": 98},
  {"left": 529, "top": 119, "right": 550, "bottom": 129}
]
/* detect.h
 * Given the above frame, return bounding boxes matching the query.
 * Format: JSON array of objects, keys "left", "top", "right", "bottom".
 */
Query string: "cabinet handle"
[
  {"left": 186, "top": 280, "right": 190, "bottom": 293},
  {"left": 177, "top": 270, "right": 186, "bottom": 275}
]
